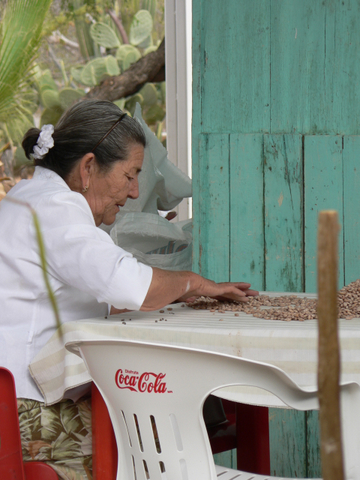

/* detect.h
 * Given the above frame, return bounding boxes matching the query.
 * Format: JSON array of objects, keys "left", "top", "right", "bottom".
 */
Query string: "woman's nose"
[{"left": 128, "top": 177, "right": 139, "bottom": 199}]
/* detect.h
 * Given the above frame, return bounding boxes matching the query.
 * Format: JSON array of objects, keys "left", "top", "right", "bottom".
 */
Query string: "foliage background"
[{"left": 0, "top": 0, "right": 165, "bottom": 199}]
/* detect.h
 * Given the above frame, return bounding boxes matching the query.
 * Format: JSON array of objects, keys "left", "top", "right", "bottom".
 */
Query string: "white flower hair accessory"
[{"left": 32, "top": 124, "right": 55, "bottom": 160}]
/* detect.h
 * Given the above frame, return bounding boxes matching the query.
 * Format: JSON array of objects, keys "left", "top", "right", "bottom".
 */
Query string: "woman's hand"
[
  {"left": 178, "top": 281, "right": 259, "bottom": 303},
  {"left": 141, "top": 269, "right": 259, "bottom": 311},
  {"left": 110, "top": 306, "right": 132, "bottom": 315}
]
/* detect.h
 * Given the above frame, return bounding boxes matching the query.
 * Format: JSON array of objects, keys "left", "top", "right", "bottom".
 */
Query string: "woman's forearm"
[{"left": 140, "top": 267, "right": 258, "bottom": 311}]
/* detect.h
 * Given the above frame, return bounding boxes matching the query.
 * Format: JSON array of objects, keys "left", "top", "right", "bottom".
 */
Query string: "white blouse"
[{"left": 0, "top": 167, "right": 153, "bottom": 401}]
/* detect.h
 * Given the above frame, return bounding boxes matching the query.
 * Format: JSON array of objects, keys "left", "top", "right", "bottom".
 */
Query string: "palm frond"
[{"left": 0, "top": 0, "right": 52, "bottom": 137}]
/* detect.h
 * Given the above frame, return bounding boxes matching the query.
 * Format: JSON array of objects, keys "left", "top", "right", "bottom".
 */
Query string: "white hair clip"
[{"left": 32, "top": 124, "right": 55, "bottom": 160}]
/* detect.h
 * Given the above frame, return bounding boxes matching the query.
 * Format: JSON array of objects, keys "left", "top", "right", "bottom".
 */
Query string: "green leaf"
[
  {"left": 37, "top": 70, "right": 58, "bottom": 91},
  {"left": 143, "top": 0, "right": 157, "bottom": 20},
  {"left": 0, "top": 0, "right": 53, "bottom": 132},
  {"left": 137, "top": 34, "right": 152, "bottom": 49},
  {"left": 59, "top": 60, "right": 69, "bottom": 86},
  {"left": 125, "top": 94, "right": 144, "bottom": 116},
  {"left": 160, "top": 81, "right": 166, "bottom": 104},
  {"left": 140, "top": 83, "right": 157, "bottom": 106},
  {"left": 113, "top": 99, "right": 126, "bottom": 110},
  {"left": 129, "top": 10, "right": 153, "bottom": 47},
  {"left": 59, "top": 88, "right": 84, "bottom": 110},
  {"left": 116, "top": 44, "right": 141, "bottom": 71},
  {"left": 70, "top": 66, "right": 84, "bottom": 84},
  {"left": 143, "top": 104, "right": 165, "bottom": 124},
  {"left": 105, "top": 55, "right": 120, "bottom": 76},
  {"left": 41, "top": 89, "right": 60, "bottom": 109},
  {"left": 123, "top": 50, "right": 141, "bottom": 71},
  {"left": 80, "top": 57, "right": 107, "bottom": 86},
  {"left": 40, "top": 106, "right": 64, "bottom": 128},
  {"left": 90, "top": 22, "right": 120, "bottom": 49},
  {"left": 144, "top": 45, "right": 158, "bottom": 55}
]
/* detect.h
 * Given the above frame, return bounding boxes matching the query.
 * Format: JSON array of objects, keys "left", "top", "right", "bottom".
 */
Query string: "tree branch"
[
  {"left": 108, "top": 9, "right": 129, "bottom": 44},
  {"left": 85, "top": 38, "right": 165, "bottom": 102}
]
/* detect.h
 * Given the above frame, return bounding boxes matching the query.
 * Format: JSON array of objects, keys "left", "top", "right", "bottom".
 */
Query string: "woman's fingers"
[
  {"left": 243, "top": 288, "right": 259, "bottom": 297},
  {"left": 214, "top": 284, "right": 259, "bottom": 303}
]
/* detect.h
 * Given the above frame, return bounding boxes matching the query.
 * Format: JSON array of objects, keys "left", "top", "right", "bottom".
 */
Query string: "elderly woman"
[{"left": 0, "top": 100, "right": 257, "bottom": 479}]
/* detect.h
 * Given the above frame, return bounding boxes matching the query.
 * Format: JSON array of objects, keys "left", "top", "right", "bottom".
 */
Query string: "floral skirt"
[{"left": 17, "top": 396, "right": 93, "bottom": 480}]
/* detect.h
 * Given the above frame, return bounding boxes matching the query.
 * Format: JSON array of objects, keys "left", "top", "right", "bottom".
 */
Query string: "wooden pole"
[{"left": 317, "top": 210, "right": 345, "bottom": 480}]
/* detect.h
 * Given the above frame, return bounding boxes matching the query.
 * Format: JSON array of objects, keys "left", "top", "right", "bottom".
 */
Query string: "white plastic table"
[
  {"left": 30, "top": 292, "right": 360, "bottom": 407},
  {"left": 29, "top": 291, "right": 360, "bottom": 476}
]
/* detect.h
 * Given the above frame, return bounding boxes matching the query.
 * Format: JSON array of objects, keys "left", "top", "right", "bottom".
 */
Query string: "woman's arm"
[{"left": 139, "top": 268, "right": 258, "bottom": 312}]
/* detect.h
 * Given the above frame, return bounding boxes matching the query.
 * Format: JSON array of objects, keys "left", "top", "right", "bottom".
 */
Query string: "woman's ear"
[{"left": 79, "top": 153, "right": 96, "bottom": 191}]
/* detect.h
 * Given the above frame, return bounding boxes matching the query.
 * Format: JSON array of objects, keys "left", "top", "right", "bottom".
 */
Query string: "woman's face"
[{"left": 87, "top": 143, "right": 144, "bottom": 226}]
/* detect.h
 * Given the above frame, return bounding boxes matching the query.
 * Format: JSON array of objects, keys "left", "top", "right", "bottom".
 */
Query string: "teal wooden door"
[{"left": 192, "top": 0, "right": 360, "bottom": 476}]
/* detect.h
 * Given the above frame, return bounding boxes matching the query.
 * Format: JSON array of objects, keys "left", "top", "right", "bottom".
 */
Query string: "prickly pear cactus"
[
  {"left": 143, "top": 0, "right": 157, "bottom": 20},
  {"left": 129, "top": 10, "right": 153, "bottom": 47},
  {"left": 90, "top": 22, "right": 120, "bottom": 49},
  {"left": 41, "top": 89, "right": 60, "bottom": 109},
  {"left": 59, "top": 88, "right": 84, "bottom": 110},
  {"left": 140, "top": 83, "right": 158, "bottom": 107},
  {"left": 116, "top": 44, "right": 141, "bottom": 72}
]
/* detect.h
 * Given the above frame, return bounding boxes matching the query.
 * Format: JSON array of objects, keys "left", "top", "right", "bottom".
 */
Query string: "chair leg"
[
  {"left": 92, "top": 383, "right": 118, "bottom": 480},
  {"left": 236, "top": 404, "right": 270, "bottom": 474}
]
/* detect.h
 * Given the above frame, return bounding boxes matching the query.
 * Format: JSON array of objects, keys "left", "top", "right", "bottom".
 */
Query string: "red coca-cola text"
[{"left": 115, "top": 369, "right": 169, "bottom": 393}]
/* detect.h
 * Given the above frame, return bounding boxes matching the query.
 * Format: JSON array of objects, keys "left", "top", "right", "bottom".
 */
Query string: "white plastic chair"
[{"left": 66, "top": 339, "right": 360, "bottom": 480}]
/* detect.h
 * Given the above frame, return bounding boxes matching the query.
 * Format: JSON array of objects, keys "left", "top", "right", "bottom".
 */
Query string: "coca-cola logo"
[{"left": 115, "top": 369, "right": 171, "bottom": 393}]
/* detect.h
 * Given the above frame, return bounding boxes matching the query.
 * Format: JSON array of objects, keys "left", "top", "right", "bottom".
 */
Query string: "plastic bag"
[
  {"left": 109, "top": 103, "right": 193, "bottom": 270},
  {"left": 111, "top": 213, "right": 192, "bottom": 271},
  {"left": 119, "top": 103, "right": 192, "bottom": 215}
]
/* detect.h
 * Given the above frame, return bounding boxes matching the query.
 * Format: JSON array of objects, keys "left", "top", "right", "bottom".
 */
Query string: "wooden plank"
[
  {"left": 264, "top": 134, "right": 303, "bottom": 292},
  {"left": 191, "top": 0, "right": 203, "bottom": 143},
  {"left": 331, "top": 1, "right": 360, "bottom": 135},
  {"left": 343, "top": 136, "right": 360, "bottom": 285},
  {"left": 229, "top": 134, "right": 264, "bottom": 289},
  {"left": 304, "top": 136, "right": 344, "bottom": 292},
  {"left": 269, "top": 408, "right": 307, "bottom": 478},
  {"left": 270, "top": 0, "right": 326, "bottom": 133},
  {"left": 306, "top": 411, "right": 322, "bottom": 477},
  {"left": 192, "top": 134, "right": 230, "bottom": 281},
  {"left": 270, "top": 0, "right": 360, "bottom": 135},
  {"left": 198, "top": 0, "right": 270, "bottom": 134},
  {"left": 213, "top": 450, "right": 237, "bottom": 470}
]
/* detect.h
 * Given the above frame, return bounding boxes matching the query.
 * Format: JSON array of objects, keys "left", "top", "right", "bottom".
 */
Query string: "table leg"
[{"left": 236, "top": 404, "right": 270, "bottom": 474}]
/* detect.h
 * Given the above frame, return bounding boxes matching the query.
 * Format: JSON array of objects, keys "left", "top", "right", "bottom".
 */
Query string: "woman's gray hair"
[{"left": 22, "top": 100, "right": 146, "bottom": 180}]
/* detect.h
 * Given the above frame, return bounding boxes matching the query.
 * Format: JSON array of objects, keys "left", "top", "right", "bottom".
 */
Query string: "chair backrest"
[
  {"left": 68, "top": 339, "right": 346, "bottom": 480},
  {"left": 0, "top": 367, "right": 59, "bottom": 480},
  {"left": 0, "top": 367, "right": 26, "bottom": 480}
]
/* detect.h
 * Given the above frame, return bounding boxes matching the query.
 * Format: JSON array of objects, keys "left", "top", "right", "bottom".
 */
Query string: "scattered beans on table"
[{"left": 187, "top": 279, "right": 360, "bottom": 321}]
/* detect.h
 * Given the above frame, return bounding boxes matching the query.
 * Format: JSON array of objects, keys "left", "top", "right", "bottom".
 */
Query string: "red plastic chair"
[
  {"left": 92, "top": 383, "right": 118, "bottom": 480},
  {"left": 0, "top": 367, "right": 58, "bottom": 480}
]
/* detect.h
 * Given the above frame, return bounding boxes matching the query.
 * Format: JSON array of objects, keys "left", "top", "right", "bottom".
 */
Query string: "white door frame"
[{"left": 165, "top": 0, "right": 192, "bottom": 220}]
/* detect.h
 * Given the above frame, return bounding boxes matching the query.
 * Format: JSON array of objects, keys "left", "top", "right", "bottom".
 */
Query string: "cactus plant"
[
  {"left": 41, "top": 88, "right": 61, "bottom": 109},
  {"left": 70, "top": 0, "right": 95, "bottom": 60},
  {"left": 36, "top": 3, "right": 165, "bottom": 141},
  {"left": 139, "top": 83, "right": 158, "bottom": 107},
  {"left": 80, "top": 55, "right": 120, "bottom": 86},
  {"left": 129, "top": 10, "right": 153, "bottom": 47},
  {"left": 90, "top": 22, "right": 121, "bottom": 49},
  {"left": 143, "top": 0, "right": 157, "bottom": 20},
  {"left": 59, "top": 88, "right": 84, "bottom": 110},
  {"left": 116, "top": 44, "right": 141, "bottom": 72}
]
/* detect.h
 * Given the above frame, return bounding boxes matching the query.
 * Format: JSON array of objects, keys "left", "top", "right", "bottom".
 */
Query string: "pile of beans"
[{"left": 188, "top": 279, "right": 360, "bottom": 321}]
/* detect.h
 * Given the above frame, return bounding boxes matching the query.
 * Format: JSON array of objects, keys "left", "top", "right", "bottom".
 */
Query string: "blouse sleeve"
[{"left": 35, "top": 190, "right": 153, "bottom": 311}]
